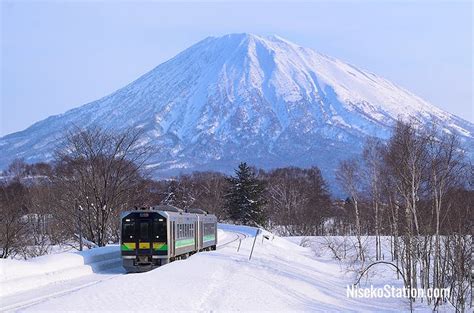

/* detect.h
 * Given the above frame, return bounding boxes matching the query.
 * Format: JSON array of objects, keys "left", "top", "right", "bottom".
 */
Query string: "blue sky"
[{"left": 1, "top": 0, "right": 472, "bottom": 136}]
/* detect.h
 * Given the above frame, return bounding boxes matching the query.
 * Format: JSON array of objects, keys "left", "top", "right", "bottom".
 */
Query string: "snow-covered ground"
[
  {"left": 0, "top": 225, "right": 452, "bottom": 312},
  {"left": 0, "top": 245, "right": 121, "bottom": 297}
]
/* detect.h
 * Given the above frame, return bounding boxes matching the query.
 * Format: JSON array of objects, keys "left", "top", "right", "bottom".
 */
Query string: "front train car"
[
  {"left": 120, "top": 209, "right": 168, "bottom": 272},
  {"left": 120, "top": 205, "right": 218, "bottom": 273}
]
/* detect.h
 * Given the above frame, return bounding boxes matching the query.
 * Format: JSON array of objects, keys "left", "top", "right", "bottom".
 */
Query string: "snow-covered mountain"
[{"left": 1, "top": 33, "right": 473, "bottom": 187}]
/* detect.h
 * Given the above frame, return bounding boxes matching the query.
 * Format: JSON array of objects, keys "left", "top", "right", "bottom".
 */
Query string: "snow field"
[{"left": 13, "top": 225, "right": 429, "bottom": 312}]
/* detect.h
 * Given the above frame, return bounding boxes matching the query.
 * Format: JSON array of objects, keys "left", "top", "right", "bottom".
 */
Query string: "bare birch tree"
[{"left": 336, "top": 159, "right": 365, "bottom": 262}]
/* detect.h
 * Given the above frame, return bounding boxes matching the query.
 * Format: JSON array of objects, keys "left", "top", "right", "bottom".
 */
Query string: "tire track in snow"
[
  {"left": 194, "top": 264, "right": 230, "bottom": 311},
  {"left": 196, "top": 231, "right": 248, "bottom": 311}
]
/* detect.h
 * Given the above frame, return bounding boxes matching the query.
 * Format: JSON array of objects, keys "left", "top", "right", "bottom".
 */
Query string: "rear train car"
[{"left": 120, "top": 205, "right": 217, "bottom": 273}]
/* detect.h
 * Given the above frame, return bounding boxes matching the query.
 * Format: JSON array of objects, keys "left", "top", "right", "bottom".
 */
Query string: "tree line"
[{"left": 0, "top": 126, "right": 332, "bottom": 258}]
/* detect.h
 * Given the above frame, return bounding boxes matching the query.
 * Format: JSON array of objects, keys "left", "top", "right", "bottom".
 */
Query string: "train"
[{"left": 120, "top": 205, "right": 217, "bottom": 273}]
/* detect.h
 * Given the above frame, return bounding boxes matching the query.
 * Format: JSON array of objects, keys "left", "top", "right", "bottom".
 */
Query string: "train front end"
[{"left": 120, "top": 211, "right": 168, "bottom": 273}]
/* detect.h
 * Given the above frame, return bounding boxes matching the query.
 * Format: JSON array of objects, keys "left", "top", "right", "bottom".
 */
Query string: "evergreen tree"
[{"left": 225, "top": 162, "right": 267, "bottom": 226}]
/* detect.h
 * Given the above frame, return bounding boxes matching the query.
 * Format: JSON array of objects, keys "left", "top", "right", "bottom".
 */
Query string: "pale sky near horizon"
[{"left": 1, "top": 0, "right": 472, "bottom": 136}]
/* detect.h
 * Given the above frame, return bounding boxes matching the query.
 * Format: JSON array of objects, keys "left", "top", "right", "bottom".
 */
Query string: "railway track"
[{"left": 217, "top": 231, "right": 248, "bottom": 249}]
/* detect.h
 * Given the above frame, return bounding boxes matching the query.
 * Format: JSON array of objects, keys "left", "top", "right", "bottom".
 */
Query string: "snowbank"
[
  {"left": 217, "top": 222, "right": 260, "bottom": 237},
  {"left": 0, "top": 245, "right": 120, "bottom": 296},
  {"left": 216, "top": 228, "right": 227, "bottom": 243}
]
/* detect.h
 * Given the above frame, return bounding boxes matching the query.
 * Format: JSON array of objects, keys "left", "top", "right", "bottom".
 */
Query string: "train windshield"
[
  {"left": 153, "top": 218, "right": 166, "bottom": 240},
  {"left": 122, "top": 220, "right": 135, "bottom": 240},
  {"left": 122, "top": 212, "right": 167, "bottom": 242}
]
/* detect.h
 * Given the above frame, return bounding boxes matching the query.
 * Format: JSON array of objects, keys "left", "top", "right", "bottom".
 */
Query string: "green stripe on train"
[
  {"left": 153, "top": 243, "right": 168, "bottom": 251},
  {"left": 121, "top": 243, "right": 168, "bottom": 251},
  {"left": 156, "top": 244, "right": 168, "bottom": 251},
  {"left": 175, "top": 238, "right": 195, "bottom": 248},
  {"left": 203, "top": 234, "right": 216, "bottom": 242},
  {"left": 121, "top": 243, "right": 135, "bottom": 251}
]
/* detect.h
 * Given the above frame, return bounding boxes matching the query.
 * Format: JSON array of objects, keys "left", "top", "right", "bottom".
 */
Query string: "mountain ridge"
[{"left": 1, "top": 33, "right": 473, "bottom": 189}]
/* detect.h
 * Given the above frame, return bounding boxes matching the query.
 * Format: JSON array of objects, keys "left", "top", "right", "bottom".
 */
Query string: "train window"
[
  {"left": 122, "top": 221, "right": 135, "bottom": 239},
  {"left": 203, "top": 223, "right": 214, "bottom": 236}
]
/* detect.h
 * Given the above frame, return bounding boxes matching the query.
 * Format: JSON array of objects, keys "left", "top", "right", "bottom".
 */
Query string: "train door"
[
  {"left": 137, "top": 219, "right": 152, "bottom": 256},
  {"left": 170, "top": 221, "right": 175, "bottom": 257},
  {"left": 200, "top": 222, "right": 204, "bottom": 251},
  {"left": 194, "top": 221, "right": 199, "bottom": 251}
]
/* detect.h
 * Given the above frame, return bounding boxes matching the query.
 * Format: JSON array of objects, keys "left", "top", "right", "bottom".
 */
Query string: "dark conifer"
[{"left": 225, "top": 162, "right": 267, "bottom": 226}]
